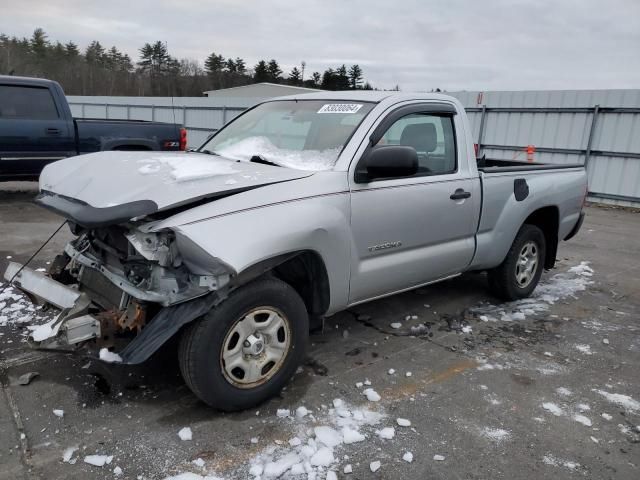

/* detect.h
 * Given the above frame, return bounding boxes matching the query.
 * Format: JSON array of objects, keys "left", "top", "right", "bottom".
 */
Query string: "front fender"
[{"left": 173, "top": 194, "right": 352, "bottom": 314}]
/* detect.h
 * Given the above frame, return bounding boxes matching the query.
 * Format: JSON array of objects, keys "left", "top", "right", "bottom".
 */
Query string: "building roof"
[{"left": 203, "top": 82, "right": 322, "bottom": 98}]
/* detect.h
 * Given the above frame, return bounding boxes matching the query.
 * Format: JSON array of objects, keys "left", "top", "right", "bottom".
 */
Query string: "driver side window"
[{"left": 377, "top": 113, "right": 456, "bottom": 176}]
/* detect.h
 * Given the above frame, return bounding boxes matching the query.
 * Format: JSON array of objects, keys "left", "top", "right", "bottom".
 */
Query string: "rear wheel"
[
  {"left": 178, "top": 277, "right": 308, "bottom": 411},
  {"left": 487, "top": 224, "right": 546, "bottom": 301}
]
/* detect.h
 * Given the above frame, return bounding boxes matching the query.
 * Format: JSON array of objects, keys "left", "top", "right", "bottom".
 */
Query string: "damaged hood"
[{"left": 38, "top": 151, "right": 314, "bottom": 226}]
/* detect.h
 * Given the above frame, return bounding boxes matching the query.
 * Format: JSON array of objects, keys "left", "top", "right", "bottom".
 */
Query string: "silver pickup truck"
[{"left": 3, "top": 91, "right": 587, "bottom": 410}]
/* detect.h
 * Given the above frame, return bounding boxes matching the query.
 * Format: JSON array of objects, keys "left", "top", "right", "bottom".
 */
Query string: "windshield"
[{"left": 199, "top": 100, "right": 374, "bottom": 171}]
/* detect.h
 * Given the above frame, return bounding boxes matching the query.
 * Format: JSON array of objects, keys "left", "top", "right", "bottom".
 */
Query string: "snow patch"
[
  {"left": 396, "top": 418, "right": 411, "bottom": 427},
  {"left": 543, "top": 454, "right": 579, "bottom": 470},
  {"left": 139, "top": 156, "right": 239, "bottom": 182},
  {"left": 363, "top": 388, "right": 381, "bottom": 402},
  {"left": 99, "top": 348, "right": 123, "bottom": 363},
  {"left": 62, "top": 446, "right": 78, "bottom": 464},
  {"left": 573, "top": 414, "right": 592, "bottom": 426},
  {"left": 480, "top": 427, "right": 510, "bottom": 442},
  {"left": 27, "top": 317, "right": 61, "bottom": 342},
  {"left": 594, "top": 390, "right": 640, "bottom": 411},
  {"left": 376, "top": 427, "right": 395, "bottom": 440},
  {"left": 542, "top": 402, "right": 564, "bottom": 416},
  {"left": 178, "top": 427, "right": 193, "bottom": 441},
  {"left": 84, "top": 455, "right": 113, "bottom": 467},
  {"left": 471, "top": 262, "right": 593, "bottom": 323},
  {"left": 217, "top": 136, "right": 341, "bottom": 172},
  {"left": 575, "top": 344, "right": 593, "bottom": 355}
]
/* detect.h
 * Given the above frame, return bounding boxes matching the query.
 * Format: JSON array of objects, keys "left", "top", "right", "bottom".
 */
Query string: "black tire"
[
  {"left": 487, "top": 224, "right": 546, "bottom": 301},
  {"left": 178, "top": 277, "right": 308, "bottom": 411}
]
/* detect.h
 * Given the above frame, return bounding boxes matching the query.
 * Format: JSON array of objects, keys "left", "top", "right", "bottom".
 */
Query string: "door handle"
[
  {"left": 450, "top": 188, "right": 471, "bottom": 200},
  {"left": 45, "top": 128, "right": 61, "bottom": 136}
]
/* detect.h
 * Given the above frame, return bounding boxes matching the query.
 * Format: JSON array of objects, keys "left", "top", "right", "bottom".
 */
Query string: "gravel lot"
[{"left": 1, "top": 182, "right": 639, "bottom": 480}]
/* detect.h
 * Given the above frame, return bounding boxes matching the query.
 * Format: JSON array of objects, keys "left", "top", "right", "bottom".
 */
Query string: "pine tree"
[
  {"left": 321, "top": 68, "right": 335, "bottom": 90},
  {"left": 30, "top": 28, "right": 49, "bottom": 57},
  {"left": 253, "top": 60, "right": 269, "bottom": 82},
  {"left": 225, "top": 58, "right": 236, "bottom": 73},
  {"left": 204, "top": 52, "right": 225, "bottom": 74},
  {"left": 348, "top": 64, "right": 363, "bottom": 89},
  {"left": 85, "top": 41, "right": 105, "bottom": 64},
  {"left": 64, "top": 41, "right": 79, "bottom": 57},
  {"left": 267, "top": 59, "right": 282, "bottom": 83},
  {"left": 311, "top": 71, "right": 321, "bottom": 86},
  {"left": 288, "top": 67, "right": 301, "bottom": 85},
  {"left": 335, "top": 65, "right": 349, "bottom": 90},
  {"left": 234, "top": 57, "right": 246, "bottom": 75}
]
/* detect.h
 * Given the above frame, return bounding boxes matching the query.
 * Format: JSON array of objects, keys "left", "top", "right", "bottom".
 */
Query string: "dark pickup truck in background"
[{"left": 0, "top": 75, "right": 186, "bottom": 180}]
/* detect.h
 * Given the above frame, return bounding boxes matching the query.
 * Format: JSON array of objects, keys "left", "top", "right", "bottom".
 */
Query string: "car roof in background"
[{"left": 0, "top": 75, "right": 57, "bottom": 87}]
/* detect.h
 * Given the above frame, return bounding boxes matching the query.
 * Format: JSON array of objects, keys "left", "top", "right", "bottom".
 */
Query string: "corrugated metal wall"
[
  {"left": 68, "top": 89, "right": 640, "bottom": 206},
  {"left": 449, "top": 90, "right": 640, "bottom": 206}
]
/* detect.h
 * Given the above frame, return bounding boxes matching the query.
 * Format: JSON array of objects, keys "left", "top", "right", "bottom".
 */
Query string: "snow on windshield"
[{"left": 216, "top": 136, "right": 341, "bottom": 172}]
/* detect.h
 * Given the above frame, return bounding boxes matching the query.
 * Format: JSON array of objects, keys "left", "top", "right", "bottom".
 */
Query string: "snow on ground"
[
  {"left": 363, "top": 388, "right": 381, "bottom": 402},
  {"left": 27, "top": 317, "right": 61, "bottom": 342},
  {"left": 575, "top": 344, "right": 593, "bottom": 355},
  {"left": 542, "top": 402, "right": 564, "bottom": 416},
  {"left": 542, "top": 454, "right": 580, "bottom": 470},
  {"left": 84, "top": 454, "right": 114, "bottom": 467},
  {"left": 0, "top": 286, "right": 43, "bottom": 328},
  {"left": 480, "top": 428, "right": 511, "bottom": 442},
  {"left": 241, "top": 398, "right": 386, "bottom": 479},
  {"left": 572, "top": 414, "right": 592, "bottom": 426},
  {"left": 470, "top": 262, "right": 594, "bottom": 322},
  {"left": 178, "top": 427, "right": 193, "bottom": 441},
  {"left": 593, "top": 390, "right": 640, "bottom": 412},
  {"left": 99, "top": 348, "right": 123, "bottom": 364},
  {"left": 62, "top": 446, "right": 79, "bottom": 464}
]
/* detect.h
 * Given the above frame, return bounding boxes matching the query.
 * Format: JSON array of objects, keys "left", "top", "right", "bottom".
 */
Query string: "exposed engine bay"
[{"left": 5, "top": 222, "right": 234, "bottom": 362}]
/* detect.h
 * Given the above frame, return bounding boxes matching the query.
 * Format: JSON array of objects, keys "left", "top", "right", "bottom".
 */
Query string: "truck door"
[
  {"left": 348, "top": 103, "right": 481, "bottom": 304},
  {"left": 0, "top": 83, "right": 75, "bottom": 177}
]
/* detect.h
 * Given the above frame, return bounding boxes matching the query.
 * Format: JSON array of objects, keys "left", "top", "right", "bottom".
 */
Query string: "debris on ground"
[
  {"left": 178, "top": 427, "right": 193, "bottom": 441},
  {"left": 16, "top": 371, "right": 39, "bottom": 385},
  {"left": 84, "top": 455, "right": 113, "bottom": 467}
]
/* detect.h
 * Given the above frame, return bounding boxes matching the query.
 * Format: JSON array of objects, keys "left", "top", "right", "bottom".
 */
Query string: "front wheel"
[
  {"left": 178, "top": 277, "right": 308, "bottom": 411},
  {"left": 487, "top": 224, "right": 546, "bottom": 301}
]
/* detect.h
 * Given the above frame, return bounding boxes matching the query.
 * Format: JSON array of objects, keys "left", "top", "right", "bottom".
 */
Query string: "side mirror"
[{"left": 357, "top": 145, "right": 418, "bottom": 182}]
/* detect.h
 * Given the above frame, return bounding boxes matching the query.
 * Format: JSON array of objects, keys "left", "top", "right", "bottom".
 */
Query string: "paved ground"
[{"left": 0, "top": 182, "right": 639, "bottom": 480}]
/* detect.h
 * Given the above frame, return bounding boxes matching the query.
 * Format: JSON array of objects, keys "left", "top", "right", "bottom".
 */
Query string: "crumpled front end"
[{"left": 3, "top": 221, "right": 234, "bottom": 363}]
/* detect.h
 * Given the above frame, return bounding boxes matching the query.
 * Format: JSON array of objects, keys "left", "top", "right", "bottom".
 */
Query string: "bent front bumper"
[
  {"left": 3, "top": 262, "right": 101, "bottom": 348},
  {"left": 4, "top": 261, "right": 224, "bottom": 364}
]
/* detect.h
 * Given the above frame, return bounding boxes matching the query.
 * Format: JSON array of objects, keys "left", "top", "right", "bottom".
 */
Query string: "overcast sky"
[{"left": 2, "top": 0, "right": 639, "bottom": 91}]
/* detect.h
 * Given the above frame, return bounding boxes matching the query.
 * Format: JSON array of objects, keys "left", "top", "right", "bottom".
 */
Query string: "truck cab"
[
  {"left": 0, "top": 76, "right": 76, "bottom": 177},
  {"left": 0, "top": 75, "right": 185, "bottom": 180}
]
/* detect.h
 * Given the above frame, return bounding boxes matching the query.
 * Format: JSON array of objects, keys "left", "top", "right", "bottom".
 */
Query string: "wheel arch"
[
  {"left": 232, "top": 250, "right": 331, "bottom": 317},
  {"left": 522, "top": 205, "right": 559, "bottom": 269}
]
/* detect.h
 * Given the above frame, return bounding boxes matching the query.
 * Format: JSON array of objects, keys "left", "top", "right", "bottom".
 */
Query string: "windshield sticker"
[{"left": 317, "top": 103, "right": 363, "bottom": 114}]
